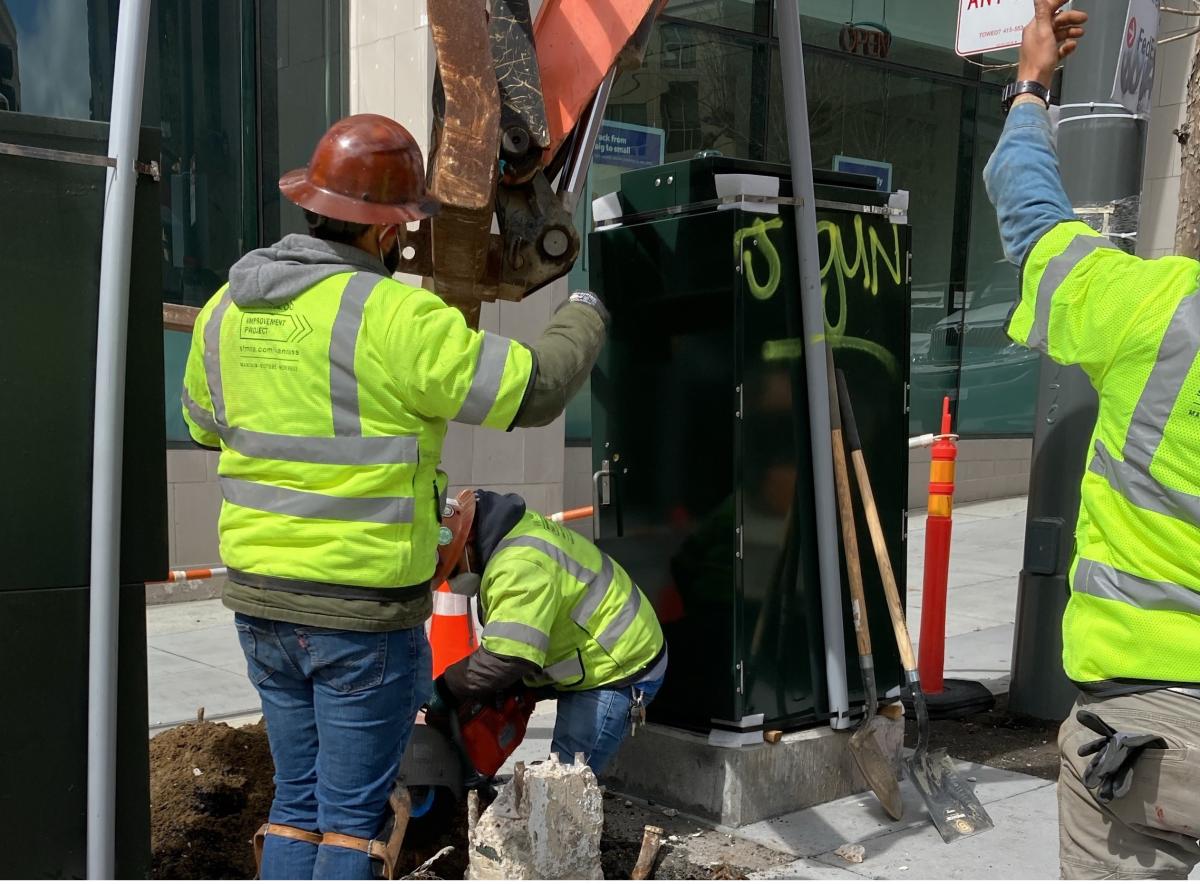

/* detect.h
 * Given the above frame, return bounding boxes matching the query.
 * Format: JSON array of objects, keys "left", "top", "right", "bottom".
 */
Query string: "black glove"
[
  {"left": 425, "top": 675, "right": 456, "bottom": 717},
  {"left": 1076, "top": 709, "right": 1167, "bottom": 803}
]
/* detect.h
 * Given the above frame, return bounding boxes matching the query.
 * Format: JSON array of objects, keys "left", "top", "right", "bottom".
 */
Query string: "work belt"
[
  {"left": 228, "top": 568, "right": 430, "bottom": 603},
  {"left": 1075, "top": 709, "right": 1167, "bottom": 803}
]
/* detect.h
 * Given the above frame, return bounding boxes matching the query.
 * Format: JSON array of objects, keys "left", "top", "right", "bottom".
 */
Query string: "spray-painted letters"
[{"left": 736, "top": 211, "right": 903, "bottom": 378}]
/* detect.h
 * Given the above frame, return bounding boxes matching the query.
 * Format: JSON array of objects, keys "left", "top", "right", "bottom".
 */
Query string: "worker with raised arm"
[
  {"left": 985, "top": 1, "right": 1200, "bottom": 877},
  {"left": 180, "top": 114, "right": 607, "bottom": 880},
  {"left": 432, "top": 489, "right": 667, "bottom": 775}
]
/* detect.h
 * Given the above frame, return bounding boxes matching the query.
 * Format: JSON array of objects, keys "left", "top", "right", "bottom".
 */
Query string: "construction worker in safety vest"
[
  {"left": 432, "top": 489, "right": 667, "bottom": 775},
  {"left": 986, "top": 1, "right": 1200, "bottom": 877},
  {"left": 180, "top": 114, "right": 608, "bottom": 880}
]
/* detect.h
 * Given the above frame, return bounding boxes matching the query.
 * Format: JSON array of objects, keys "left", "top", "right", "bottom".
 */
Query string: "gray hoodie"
[{"left": 226, "top": 233, "right": 390, "bottom": 308}]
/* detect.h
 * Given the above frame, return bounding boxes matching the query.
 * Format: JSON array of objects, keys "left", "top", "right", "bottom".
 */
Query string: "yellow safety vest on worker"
[
  {"left": 182, "top": 270, "right": 533, "bottom": 593},
  {"left": 479, "top": 510, "right": 664, "bottom": 691},
  {"left": 1011, "top": 220, "right": 1200, "bottom": 687}
]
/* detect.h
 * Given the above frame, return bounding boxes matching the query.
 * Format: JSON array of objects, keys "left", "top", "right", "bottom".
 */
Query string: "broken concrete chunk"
[
  {"left": 467, "top": 756, "right": 604, "bottom": 879},
  {"left": 661, "top": 807, "right": 678, "bottom": 818},
  {"left": 835, "top": 843, "right": 866, "bottom": 864}
]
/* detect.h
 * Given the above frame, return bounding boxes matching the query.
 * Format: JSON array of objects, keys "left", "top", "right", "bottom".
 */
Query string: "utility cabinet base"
[{"left": 603, "top": 719, "right": 903, "bottom": 828}]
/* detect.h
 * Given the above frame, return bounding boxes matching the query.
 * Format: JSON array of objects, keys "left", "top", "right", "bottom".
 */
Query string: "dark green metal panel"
[
  {"left": 590, "top": 156, "right": 909, "bottom": 732},
  {"left": 0, "top": 113, "right": 165, "bottom": 877},
  {"left": 0, "top": 112, "right": 168, "bottom": 591}
]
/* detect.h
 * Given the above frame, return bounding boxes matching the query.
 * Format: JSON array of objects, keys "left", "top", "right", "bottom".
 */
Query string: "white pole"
[
  {"left": 776, "top": 0, "right": 851, "bottom": 730},
  {"left": 86, "top": 0, "right": 152, "bottom": 876}
]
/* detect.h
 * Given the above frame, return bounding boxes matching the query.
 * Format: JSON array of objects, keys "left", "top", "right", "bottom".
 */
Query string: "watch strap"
[{"left": 1002, "top": 80, "right": 1051, "bottom": 114}]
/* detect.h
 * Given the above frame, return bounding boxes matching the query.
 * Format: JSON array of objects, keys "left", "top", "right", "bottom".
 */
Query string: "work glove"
[
  {"left": 425, "top": 676, "right": 456, "bottom": 717},
  {"left": 1076, "top": 709, "right": 1167, "bottom": 803}
]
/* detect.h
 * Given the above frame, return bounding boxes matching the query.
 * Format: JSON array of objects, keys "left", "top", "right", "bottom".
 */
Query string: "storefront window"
[
  {"left": 954, "top": 92, "right": 1035, "bottom": 436},
  {"left": 258, "top": 0, "right": 346, "bottom": 240},
  {"left": 611, "top": 19, "right": 762, "bottom": 163},
  {"left": 666, "top": 0, "right": 769, "bottom": 36},
  {"left": 566, "top": 8, "right": 1033, "bottom": 443},
  {"left": 0, "top": 0, "right": 115, "bottom": 120}
]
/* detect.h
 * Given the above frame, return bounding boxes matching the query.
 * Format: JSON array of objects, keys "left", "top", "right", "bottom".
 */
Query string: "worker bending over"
[
  {"left": 181, "top": 114, "right": 607, "bottom": 880},
  {"left": 435, "top": 490, "right": 667, "bottom": 774},
  {"left": 986, "top": 1, "right": 1200, "bottom": 877}
]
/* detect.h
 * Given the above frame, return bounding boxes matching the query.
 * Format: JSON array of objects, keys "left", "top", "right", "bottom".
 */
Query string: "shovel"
[
  {"left": 835, "top": 369, "right": 994, "bottom": 843},
  {"left": 827, "top": 350, "right": 902, "bottom": 820}
]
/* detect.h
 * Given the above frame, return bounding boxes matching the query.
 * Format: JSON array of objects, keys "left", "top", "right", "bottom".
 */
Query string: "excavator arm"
[{"left": 395, "top": 0, "right": 667, "bottom": 324}]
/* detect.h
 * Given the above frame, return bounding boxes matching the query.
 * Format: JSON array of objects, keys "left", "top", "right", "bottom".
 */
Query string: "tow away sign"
[{"left": 956, "top": 0, "right": 1033, "bottom": 56}]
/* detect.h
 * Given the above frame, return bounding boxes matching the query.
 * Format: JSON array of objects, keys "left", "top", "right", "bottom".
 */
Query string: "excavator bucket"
[{"left": 400, "top": 0, "right": 666, "bottom": 322}]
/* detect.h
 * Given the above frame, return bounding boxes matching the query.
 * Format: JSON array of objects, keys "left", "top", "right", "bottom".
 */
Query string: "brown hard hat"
[
  {"left": 434, "top": 490, "right": 478, "bottom": 585},
  {"left": 279, "top": 114, "right": 441, "bottom": 225}
]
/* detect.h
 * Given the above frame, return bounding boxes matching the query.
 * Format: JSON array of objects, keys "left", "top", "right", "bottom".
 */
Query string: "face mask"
[
  {"left": 378, "top": 227, "right": 401, "bottom": 275},
  {"left": 447, "top": 572, "right": 481, "bottom": 598}
]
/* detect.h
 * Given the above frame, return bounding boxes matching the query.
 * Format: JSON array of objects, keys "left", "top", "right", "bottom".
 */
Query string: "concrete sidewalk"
[
  {"left": 146, "top": 496, "right": 1030, "bottom": 727},
  {"left": 149, "top": 496, "right": 1096, "bottom": 877}
]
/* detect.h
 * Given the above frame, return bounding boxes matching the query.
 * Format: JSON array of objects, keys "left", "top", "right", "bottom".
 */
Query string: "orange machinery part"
[{"left": 533, "top": 0, "right": 662, "bottom": 158}]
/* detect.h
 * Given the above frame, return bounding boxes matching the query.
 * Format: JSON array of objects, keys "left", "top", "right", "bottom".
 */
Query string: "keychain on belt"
[{"left": 629, "top": 688, "right": 647, "bottom": 736}]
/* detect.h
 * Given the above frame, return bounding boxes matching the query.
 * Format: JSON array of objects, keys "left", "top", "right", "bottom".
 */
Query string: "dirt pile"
[
  {"left": 149, "top": 720, "right": 274, "bottom": 879},
  {"left": 904, "top": 693, "right": 1063, "bottom": 781},
  {"left": 147, "top": 721, "right": 771, "bottom": 880}
]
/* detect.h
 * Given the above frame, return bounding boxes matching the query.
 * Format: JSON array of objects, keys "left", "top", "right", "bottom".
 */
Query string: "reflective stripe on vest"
[
  {"left": 182, "top": 387, "right": 219, "bottom": 435},
  {"left": 455, "top": 331, "right": 516, "bottom": 425},
  {"left": 540, "top": 654, "right": 585, "bottom": 683},
  {"left": 204, "top": 275, "right": 421, "bottom": 519},
  {"left": 1028, "top": 235, "right": 1120, "bottom": 352},
  {"left": 1076, "top": 558, "right": 1200, "bottom": 617},
  {"left": 1088, "top": 286, "right": 1200, "bottom": 524},
  {"left": 220, "top": 476, "right": 415, "bottom": 524},
  {"left": 482, "top": 620, "right": 551, "bottom": 654},
  {"left": 491, "top": 535, "right": 640, "bottom": 652}
]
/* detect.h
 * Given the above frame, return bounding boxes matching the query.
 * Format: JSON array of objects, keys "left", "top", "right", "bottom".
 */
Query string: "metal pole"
[
  {"left": 1008, "top": 0, "right": 1149, "bottom": 720},
  {"left": 559, "top": 67, "right": 617, "bottom": 215},
  {"left": 775, "top": 0, "right": 851, "bottom": 730},
  {"left": 86, "top": 0, "right": 152, "bottom": 876}
]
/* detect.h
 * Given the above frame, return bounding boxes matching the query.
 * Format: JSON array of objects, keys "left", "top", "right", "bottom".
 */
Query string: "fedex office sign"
[{"left": 956, "top": 0, "right": 1034, "bottom": 56}]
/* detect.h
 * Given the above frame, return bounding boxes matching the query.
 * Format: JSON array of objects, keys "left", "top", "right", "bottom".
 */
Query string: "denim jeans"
[
  {"left": 551, "top": 672, "right": 665, "bottom": 775},
  {"left": 234, "top": 614, "right": 432, "bottom": 880}
]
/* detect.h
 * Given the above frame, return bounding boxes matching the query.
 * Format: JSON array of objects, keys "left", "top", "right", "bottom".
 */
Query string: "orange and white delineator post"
[{"left": 917, "top": 397, "right": 957, "bottom": 695}]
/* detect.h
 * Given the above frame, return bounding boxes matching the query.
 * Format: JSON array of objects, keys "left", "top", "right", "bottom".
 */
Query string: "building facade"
[{"left": 2, "top": 0, "right": 1193, "bottom": 569}]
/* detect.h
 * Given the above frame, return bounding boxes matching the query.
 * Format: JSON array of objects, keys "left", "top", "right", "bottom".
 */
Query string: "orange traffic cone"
[{"left": 429, "top": 580, "right": 478, "bottom": 678}]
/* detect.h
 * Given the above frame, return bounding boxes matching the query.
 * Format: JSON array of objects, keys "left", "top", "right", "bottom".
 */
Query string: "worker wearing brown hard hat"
[{"left": 181, "top": 113, "right": 608, "bottom": 879}]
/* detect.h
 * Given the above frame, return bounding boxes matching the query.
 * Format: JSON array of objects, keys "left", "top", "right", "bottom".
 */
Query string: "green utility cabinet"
[
  {"left": 589, "top": 157, "right": 910, "bottom": 734},
  {"left": 0, "top": 114, "right": 166, "bottom": 878}
]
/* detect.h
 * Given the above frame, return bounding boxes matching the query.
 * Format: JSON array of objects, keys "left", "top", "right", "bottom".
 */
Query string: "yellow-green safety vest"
[
  {"left": 479, "top": 510, "right": 665, "bottom": 691},
  {"left": 182, "top": 271, "right": 533, "bottom": 593},
  {"left": 1012, "top": 220, "right": 1200, "bottom": 687}
]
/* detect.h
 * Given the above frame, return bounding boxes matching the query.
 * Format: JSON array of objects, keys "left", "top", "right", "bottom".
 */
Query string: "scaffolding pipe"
[
  {"left": 775, "top": 0, "right": 851, "bottom": 729},
  {"left": 86, "top": 0, "right": 152, "bottom": 876}
]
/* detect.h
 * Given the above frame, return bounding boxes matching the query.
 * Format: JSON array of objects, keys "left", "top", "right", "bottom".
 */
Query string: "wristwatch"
[{"left": 1001, "top": 80, "right": 1051, "bottom": 115}]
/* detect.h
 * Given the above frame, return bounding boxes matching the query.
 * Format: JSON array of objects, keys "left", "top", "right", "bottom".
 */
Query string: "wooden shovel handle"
[
  {"left": 826, "top": 351, "right": 871, "bottom": 659},
  {"left": 836, "top": 370, "right": 917, "bottom": 673}
]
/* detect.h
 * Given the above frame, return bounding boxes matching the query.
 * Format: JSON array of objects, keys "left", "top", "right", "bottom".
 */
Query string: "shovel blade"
[
  {"left": 906, "top": 747, "right": 994, "bottom": 843},
  {"left": 848, "top": 722, "right": 903, "bottom": 821}
]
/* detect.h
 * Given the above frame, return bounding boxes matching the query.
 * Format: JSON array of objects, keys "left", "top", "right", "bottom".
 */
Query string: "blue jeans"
[
  {"left": 551, "top": 672, "right": 665, "bottom": 775},
  {"left": 234, "top": 614, "right": 432, "bottom": 880}
]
